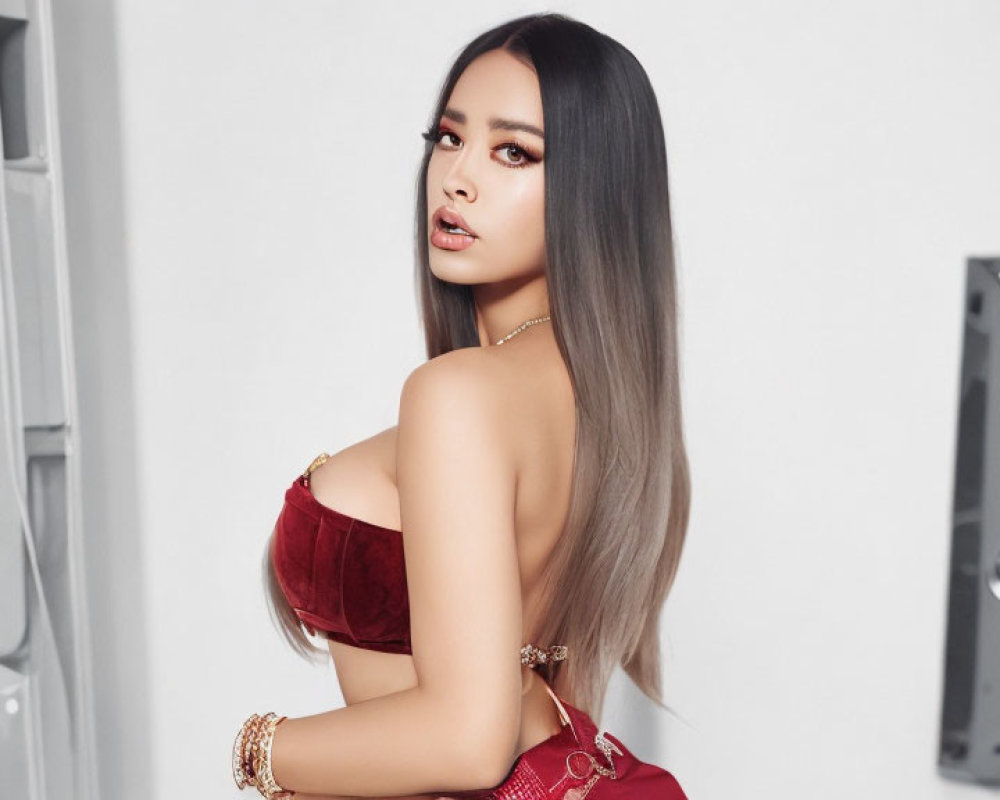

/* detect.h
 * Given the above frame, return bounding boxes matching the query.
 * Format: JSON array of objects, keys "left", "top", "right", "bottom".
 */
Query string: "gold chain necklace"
[{"left": 493, "top": 314, "right": 551, "bottom": 346}]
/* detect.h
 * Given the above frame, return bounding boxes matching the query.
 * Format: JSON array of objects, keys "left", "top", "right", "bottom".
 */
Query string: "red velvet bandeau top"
[
  {"left": 270, "top": 458, "right": 412, "bottom": 654},
  {"left": 271, "top": 453, "right": 569, "bottom": 672}
]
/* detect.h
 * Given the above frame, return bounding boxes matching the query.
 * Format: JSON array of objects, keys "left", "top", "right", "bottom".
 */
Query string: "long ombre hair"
[{"left": 264, "top": 12, "right": 690, "bottom": 727}]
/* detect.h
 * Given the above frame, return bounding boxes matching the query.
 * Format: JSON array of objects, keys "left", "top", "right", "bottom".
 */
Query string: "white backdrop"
[{"left": 50, "top": 1, "right": 1000, "bottom": 798}]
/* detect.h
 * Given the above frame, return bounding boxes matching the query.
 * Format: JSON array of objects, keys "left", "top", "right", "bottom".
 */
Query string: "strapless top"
[
  {"left": 270, "top": 454, "right": 568, "bottom": 666},
  {"left": 270, "top": 454, "right": 411, "bottom": 653}
]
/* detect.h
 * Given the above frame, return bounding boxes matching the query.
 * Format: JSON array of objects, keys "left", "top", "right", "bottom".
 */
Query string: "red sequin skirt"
[{"left": 446, "top": 683, "right": 687, "bottom": 799}]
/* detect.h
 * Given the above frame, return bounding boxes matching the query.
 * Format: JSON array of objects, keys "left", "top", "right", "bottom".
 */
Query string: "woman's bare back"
[{"left": 307, "top": 332, "right": 576, "bottom": 766}]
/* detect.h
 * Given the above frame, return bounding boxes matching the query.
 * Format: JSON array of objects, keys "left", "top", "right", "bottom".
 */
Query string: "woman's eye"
[
  {"left": 431, "top": 130, "right": 461, "bottom": 147},
  {"left": 429, "top": 129, "right": 538, "bottom": 168},
  {"left": 499, "top": 144, "right": 527, "bottom": 165}
]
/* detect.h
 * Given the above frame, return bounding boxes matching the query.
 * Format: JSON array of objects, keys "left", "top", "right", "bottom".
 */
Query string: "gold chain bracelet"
[
  {"left": 232, "top": 712, "right": 295, "bottom": 799},
  {"left": 520, "top": 642, "right": 568, "bottom": 667}
]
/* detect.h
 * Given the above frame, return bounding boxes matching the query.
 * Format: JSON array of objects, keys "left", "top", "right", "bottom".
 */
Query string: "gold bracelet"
[
  {"left": 231, "top": 714, "right": 258, "bottom": 789},
  {"left": 253, "top": 712, "right": 295, "bottom": 799},
  {"left": 233, "top": 712, "right": 295, "bottom": 798},
  {"left": 248, "top": 714, "right": 269, "bottom": 788},
  {"left": 234, "top": 713, "right": 265, "bottom": 790}
]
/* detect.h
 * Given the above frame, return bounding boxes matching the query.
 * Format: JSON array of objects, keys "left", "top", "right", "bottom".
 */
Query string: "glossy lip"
[{"left": 432, "top": 206, "right": 478, "bottom": 238}]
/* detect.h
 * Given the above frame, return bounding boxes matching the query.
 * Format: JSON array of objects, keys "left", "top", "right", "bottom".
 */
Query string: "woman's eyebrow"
[{"left": 441, "top": 107, "right": 544, "bottom": 139}]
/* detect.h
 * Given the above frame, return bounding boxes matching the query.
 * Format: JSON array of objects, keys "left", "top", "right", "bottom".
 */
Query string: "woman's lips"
[
  {"left": 430, "top": 220, "right": 478, "bottom": 251},
  {"left": 433, "top": 205, "right": 478, "bottom": 237}
]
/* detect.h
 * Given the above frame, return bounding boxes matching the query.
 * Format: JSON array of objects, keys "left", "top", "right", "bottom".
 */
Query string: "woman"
[{"left": 233, "top": 12, "right": 690, "bottom": 799}]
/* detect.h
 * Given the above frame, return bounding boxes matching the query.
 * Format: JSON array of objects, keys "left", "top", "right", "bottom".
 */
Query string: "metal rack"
[
  {"left": 0, "top": 0, "right": 98, "bottom": 796},
  {"left": 938, "top": 257, "right": 1000, "bottom": 785}
]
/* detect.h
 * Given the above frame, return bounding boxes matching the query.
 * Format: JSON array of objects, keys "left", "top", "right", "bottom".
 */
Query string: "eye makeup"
[{"left": 421, "top": 125, "right": 543, "bottom": 169}]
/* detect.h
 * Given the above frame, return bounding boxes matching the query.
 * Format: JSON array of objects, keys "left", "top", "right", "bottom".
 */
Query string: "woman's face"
[{"left": 426, "top": 48, "right": 546, "bottom": 287}]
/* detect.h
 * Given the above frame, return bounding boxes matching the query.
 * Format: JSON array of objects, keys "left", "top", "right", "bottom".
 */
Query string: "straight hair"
[{"left": 264, "top": 12, "right": 690, "bottom": 727}]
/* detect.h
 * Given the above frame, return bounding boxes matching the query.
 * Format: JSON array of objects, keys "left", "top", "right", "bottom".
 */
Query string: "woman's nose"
[{"left": 442, "top": 153, "right": 477, "bottom": 202}]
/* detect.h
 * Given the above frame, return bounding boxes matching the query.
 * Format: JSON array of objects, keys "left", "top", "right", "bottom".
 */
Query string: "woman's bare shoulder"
[
  {"left": 401, "top": 347, "right": 518, "bottom": 401},
  {"left": 398, "top": 349, "right": 513, "bottom": 441},
  {"left": 397, "top": 344, "right": 565, "bottom": 474},
  {"left": 404, "top": 346, "right": 498, "bottom": 380}
]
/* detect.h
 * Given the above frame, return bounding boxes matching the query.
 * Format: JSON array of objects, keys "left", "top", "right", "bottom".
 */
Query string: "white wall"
[{"left": 50, "top": 1, "right": 1000, "bottom": 798}]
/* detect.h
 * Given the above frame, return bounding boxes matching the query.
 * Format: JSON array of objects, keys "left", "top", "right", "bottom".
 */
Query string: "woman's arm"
[
  {"left": 293, "top": 787, "right": 457, "bottom": 800},
  {"left": 294, "top": 792, "right": 456, "bottom": 800},
  {"left": 268, "top": 351, "right": 523, "bottom": 797}
]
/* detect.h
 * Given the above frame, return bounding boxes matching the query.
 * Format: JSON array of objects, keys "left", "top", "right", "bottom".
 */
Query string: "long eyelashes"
[{"left": 420, "top": 125, "right": 542, "bottom": 169}]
